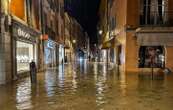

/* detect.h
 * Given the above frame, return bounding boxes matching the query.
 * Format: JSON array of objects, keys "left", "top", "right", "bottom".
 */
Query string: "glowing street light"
[
  {"left": 99, "top": 30, "right": 103, "bottom": 35},
  {"left": 72, "top": 39, "right": 76, "bottom": 44}
]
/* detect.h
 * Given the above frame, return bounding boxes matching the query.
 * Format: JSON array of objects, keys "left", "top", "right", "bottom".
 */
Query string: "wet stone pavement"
[{"left": 0, "top": 61, "right": 173, "bottom": 110}]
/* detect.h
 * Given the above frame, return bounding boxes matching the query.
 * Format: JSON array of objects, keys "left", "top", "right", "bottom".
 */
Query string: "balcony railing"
[{"left": 140, "top": 11, "right": 173, "bottom": 26}]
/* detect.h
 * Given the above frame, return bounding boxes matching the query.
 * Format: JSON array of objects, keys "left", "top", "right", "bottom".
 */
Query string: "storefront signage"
[
  {"left": 41, "top": 34, "right": 48, "bottom": 40},
  {"left": 12, "top": 19, "right": 40, "bottom": 43},
  {"left": 17, "top": 28, "right": 31, "bottom": 40},
  {"left": 47, "top": 40, "right": 55, "bottom": 49}
]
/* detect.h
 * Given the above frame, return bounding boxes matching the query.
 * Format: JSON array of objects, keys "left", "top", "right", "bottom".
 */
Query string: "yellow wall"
[
  {"left": 115, "top": 0, "right": 127, "bottom": 29},
  {"left": 126, "top": 0, "right": 140, "bottom": 28},
  {"left": 166, "top": 47, "right": 173, "bottom": 71},
  {"left": 126, "top": 32, "right": 139, "bottom": 72},
  {"left": 10, "top": 0, "right": 26, "bottom": 21},
  {"left": 125, "top": 0, "right": 140, "bottom": 72},
  {"left": 99, "top": 0, "right": 173, "bottom": 73}
]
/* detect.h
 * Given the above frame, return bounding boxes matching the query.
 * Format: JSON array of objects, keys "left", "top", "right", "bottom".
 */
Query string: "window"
[
  {"left": 16, "top": 41, "right": 34, "bottom": 72},
  {"left": 10, "top": 0, "right": 26, "bottom": 20},
  {"left": 109, "top": 17, "right": 116, "bottom": 30},
  {"left": 140, "top": 0, "right": 168, "bottom": 25},
  {"left": 138, "top": 46, "right": 165, "bottom": 68},
  {"left": 109, "top": 0, "right": 114, "bottom": 8}
]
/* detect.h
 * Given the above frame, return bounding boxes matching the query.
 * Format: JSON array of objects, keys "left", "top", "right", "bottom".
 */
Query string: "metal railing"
[{"left": 140, "top": 11, "right": 173, "bottom": 26}]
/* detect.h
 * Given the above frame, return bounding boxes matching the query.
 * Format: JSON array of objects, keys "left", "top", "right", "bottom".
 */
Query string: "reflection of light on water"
[
  {"left": 96, "top": 78, "right": 107, "bottom": 106},
  {"left": 45, "top": 70, "right": 56, "bottom": 97},
  {"left": 119, "top": 72, "right": 127, "bottom": 96},
  {"left": 95, "top": 63, "right": 107, "bottom": 107},
  {"left": 103, "top": 64, "right": 107, "bottom": 75},
  {"left": 103, "top": 64, "right": 107, "bottom": 74},
  {"left": 79, "top": 59, "right": 87, "bottom": 73},
  {"left": 16, "top": 80, "right": 33, "bottom": 110},
  {"left": 58, "top": 64, "right": 65, "bottom": 88},
  {"left": 72, "top": 71, "right": 78, "bottom": 92},
  {"left": 84, "top": 59, "right": 87, "bottom": 74},
  {"left": 94, "top": 63, "right": 98, "bottom": 75}
]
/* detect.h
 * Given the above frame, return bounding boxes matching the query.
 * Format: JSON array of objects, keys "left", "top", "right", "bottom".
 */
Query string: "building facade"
[
  {"left": 0, "top": 0, "right": 42, "bottom": 84},
  {"left": 0, "top": 0, "right": 66, "bottom": 84},
  {"left": 64, "top": 12, "right": 73, "bottom": 63},
  {"left": 70, "top": 16, "right": 89, "bottom": 61},
  {"left": 0, "top": 0, "right": 88, "bottom": 85},
  {"left": 98, "top": 0, "right": 173, "bottom": 73},
  {"left": 42, "top": 0, "right": 60, "bottom": 67}
]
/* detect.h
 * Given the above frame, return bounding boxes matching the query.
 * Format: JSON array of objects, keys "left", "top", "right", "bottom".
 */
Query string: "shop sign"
[
  {"left": 40, "top": 34, "right": 48, "bottom": 40},
  {"left": 17, "top": 28, "right": 31, "bottom": 40},
  {"left": 47, "top": 40, "right": 55, "bottom": 49},
  {"left": 12, "top": 20, "right": 38, "bottom": 43}
]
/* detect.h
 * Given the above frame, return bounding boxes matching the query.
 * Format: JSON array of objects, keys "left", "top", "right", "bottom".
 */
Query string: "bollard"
[{"left": 30, "top": 60, "right": 37, "bottom": 83}]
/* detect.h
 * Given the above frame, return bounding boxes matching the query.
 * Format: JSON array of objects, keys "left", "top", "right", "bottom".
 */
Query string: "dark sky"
[{"left": 65, "top": 0, "right": 100, "bottom": 44}]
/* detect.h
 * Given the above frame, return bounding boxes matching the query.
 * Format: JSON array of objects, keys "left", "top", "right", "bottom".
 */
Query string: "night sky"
[{"left": 65, "top": 0, "right": 100, "bottom": 44}]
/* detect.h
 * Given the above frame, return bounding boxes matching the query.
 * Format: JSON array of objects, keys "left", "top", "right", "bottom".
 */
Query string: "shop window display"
[
  {"left": 44, "top": 40, "right": 56, "bottom": 66},
  {"left": 16, "top": 41, "right": 34, "bottom": 72},
  {"left": 139, "top": 46, "right": 165, "bottom": 68}
]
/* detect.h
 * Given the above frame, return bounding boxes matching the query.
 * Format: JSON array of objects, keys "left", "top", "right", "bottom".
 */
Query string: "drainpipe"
[
  {"left": 106, "top": 0, "right": 109, "bottom": 68},
  {"left": 40, "top": 0, "right": 45, "bottom": 70}
]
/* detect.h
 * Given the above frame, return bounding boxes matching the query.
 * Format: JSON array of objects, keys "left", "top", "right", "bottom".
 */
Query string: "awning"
[{"left": 136, "top": 32, "right": 173, "bottom": 46}]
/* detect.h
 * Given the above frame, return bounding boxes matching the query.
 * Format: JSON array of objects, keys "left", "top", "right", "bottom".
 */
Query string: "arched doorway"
[{"left": 138, "top": 46, "right": 165, "bottom": 68}]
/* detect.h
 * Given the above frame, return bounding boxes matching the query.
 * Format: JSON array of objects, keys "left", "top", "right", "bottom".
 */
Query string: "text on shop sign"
[{"left": 17, "top": 28, "right": 31, "bottom": 39}]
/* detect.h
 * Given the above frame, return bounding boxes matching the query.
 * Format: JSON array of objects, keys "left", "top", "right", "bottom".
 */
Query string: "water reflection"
[
  {"left": 45, "top": 69, "right": 57, "bottom": 97},
  {"left": 72, "top": 70, "right": 78, "bottom": 92},
  {"left": 0, "top": 62, "right": 173, "bottom": 110},
  {"left": 119, "top": 72, "right": 127, "bottom": 96},
  {"left": 94, "top": 63, "right": 107, "bottom": 107},
  {"left": 58, "top": 64, "right": 65, "bottom": 89},
  {"left": 16, "top": 79, "right": 33, "bottom": 110}
]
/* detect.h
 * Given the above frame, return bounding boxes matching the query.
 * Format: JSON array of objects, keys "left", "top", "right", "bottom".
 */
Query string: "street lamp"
[
  {"left": 99, "top": 30, "right": 103, "bottom": 35},
  {"left": 72, "top": 39, "right": 76, "bottom": 44}
]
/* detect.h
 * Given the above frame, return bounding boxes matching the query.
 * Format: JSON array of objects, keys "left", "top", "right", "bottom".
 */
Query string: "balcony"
[
  {"left": 136, "top": 12, "right": 173, "bottom": 46},
  {"left": 140, "top": 11, "right": 173, "bottom": 27}
]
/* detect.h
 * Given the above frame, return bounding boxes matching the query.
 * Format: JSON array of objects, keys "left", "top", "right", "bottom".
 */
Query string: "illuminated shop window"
[
  {"left": 138, "top": 46, "right": 165, "bottom": 68},
  {"left": 10, "top": 0, "right": 26, "bottom": 20},
  {"left": 16, "top": 41, "right": 34, "bottom": 72}
]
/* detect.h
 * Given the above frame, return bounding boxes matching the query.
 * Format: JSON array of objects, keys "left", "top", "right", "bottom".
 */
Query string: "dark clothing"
[
  {"left": 88, "top": 56, "right": 91, "bottom": 61},
  {"left": 30, "top": 61, "right": 36, "bottom": 69},
  {"left": 65, "top": 56, "right": 67, "bottom": 63},
  {"left": 30, "top": 61, "right": 37, "bottom": 83}
]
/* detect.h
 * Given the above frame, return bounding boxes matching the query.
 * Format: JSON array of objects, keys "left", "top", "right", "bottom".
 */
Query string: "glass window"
[
  {"left": 140, "top": 0, "right": 168, "bottom": 25},
  {"left": 138, "top": 46, "right": 165, "bottom": 68},
  {"left": 10, "top": 0, "right": 26, "bottom": 20},
  {"left": 16, "top": 41, "right": 34, "bottom": 72}
]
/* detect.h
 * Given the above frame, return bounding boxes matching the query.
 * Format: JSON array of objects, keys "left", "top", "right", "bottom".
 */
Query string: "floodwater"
[{"left": 0, "top": 61, "right": 173, "bottom": 110}]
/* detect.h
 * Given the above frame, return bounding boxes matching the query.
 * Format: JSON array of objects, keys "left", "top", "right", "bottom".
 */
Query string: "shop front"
[
  {"left": 136, "top": 28, "right": 173, "bottom": 72},
  {"left": 12, "top": 20, "right": 40, "bottom": 74},
  {"left": 139, "top": 46, "right": 165, "bottom": 68},
  {"left": 59, "top": 44, "right": 64, "bottom": 64},
  {"left": 44, "top": 39, "right": 57, "bottom": 67}
]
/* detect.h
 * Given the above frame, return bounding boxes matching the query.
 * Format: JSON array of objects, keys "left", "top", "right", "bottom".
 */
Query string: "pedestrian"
[
  {"left": 88, "top": 55, "right": 91, "bottom": 61},
  {"left": 65, "top": 56, "right": 67, "bottom": 63},
  {"left": 30, "top": 60, "right": 37, "bottom": 83},
  {"left": 61, "top": 59, "right": 64, "bottom": 64}
]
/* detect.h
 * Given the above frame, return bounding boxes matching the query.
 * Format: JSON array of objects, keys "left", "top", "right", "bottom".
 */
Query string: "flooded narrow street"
[{"left": 0, "top": 61, "right": 173, "bottom": 110}]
